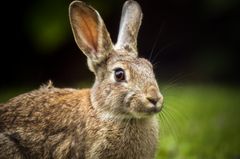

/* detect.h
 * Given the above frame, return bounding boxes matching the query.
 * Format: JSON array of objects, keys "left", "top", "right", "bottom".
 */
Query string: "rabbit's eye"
[{"left": 114, "top": 68, "right": 125, "bottom": 82}]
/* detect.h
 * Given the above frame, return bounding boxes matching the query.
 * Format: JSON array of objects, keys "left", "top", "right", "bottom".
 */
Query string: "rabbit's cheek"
[{"left": 127, "top": 97, "right": 146, "bottom": 117}]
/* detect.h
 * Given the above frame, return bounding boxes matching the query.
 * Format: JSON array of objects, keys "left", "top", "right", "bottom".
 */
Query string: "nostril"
[{"left": 147, "top": 97, "right": 159, "bottom": 106}]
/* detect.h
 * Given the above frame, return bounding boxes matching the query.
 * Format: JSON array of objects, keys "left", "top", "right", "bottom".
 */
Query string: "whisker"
[
  {"left": 151, "top": 43, "right": 174, "bottom": 64},
  {"left": 153, "top": 61, "right": 162, "bottom": 68},
  {"left": 158, "top": 112, "right": 167, "bottom": 136},
  {"left": 161, "top": 73, "right": 193, "bottom": 94},
  {"left": 161, "top": 85, "right": 182, "bottom": 98},
  {"left": 165, "top": 104, "right": 188, "bottom": 123},
  {"left": 164, "top": 72, "right": 194, "bottom": 91},
  {"left": 161, "top": 109, "right": 173, "bottom": 135},
  {"left": 162, "top": 109, "right": 179, "bottom": 141},
  {"left": 164, "top": 107, "right": 182, "bottom": 141},
  {"left": 158, "top": 113, "right": 166, "bottom": 134},
  {"left": 149, "top": 22, "right": 166, "bottom": 62},
  {"left": 166, "top": 72, "right": 185, "bottom": 85}
]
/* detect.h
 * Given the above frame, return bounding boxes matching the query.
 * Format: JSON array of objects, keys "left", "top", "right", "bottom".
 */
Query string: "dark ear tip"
[
  {"left": 69, "top": 0, "right": 97, "bottom": 18},
  {"left": 69, "top": 1, "right": 95, "bottom": 14},
  {"left": 69, "top": 1, "right": 86, "bottom": 9}
]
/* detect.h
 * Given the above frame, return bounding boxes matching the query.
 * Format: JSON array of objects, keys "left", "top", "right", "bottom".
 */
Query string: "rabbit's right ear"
[{"left": 69, "top": 1, "right": 113, "bottom": 66}]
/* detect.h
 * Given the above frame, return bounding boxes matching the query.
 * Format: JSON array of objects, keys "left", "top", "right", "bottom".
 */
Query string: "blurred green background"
[{"left": 0, "top": 0, "right": 239, "bottom": 158}]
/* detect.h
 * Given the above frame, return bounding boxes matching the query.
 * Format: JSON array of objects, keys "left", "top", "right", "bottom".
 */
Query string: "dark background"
[{"left": 0, "top": 0, "right": 239, "bottom": 88}]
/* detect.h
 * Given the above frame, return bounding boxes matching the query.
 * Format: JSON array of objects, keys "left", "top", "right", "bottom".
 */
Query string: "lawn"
[
  {"left": 157, "top": 84, "right": 240, "bottom": 159},
  {"left": 0, "top": 84, "right": 240, "bottom": 158}
]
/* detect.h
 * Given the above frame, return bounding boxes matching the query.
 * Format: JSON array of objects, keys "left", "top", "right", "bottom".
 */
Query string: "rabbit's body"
[
  {"left": 0, "top": 86, "right": 88, "bottom": 158},
  {"left": 0, "top": 1, "right": 163, "bottom": 158},
  {"left": 0, "top": 85, "right": 158, "bottom": 159}
]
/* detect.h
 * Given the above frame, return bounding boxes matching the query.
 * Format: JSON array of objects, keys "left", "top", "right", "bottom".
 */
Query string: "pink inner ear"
[{"left": 72, "top": 5, "right": 99, "bottom": 54}]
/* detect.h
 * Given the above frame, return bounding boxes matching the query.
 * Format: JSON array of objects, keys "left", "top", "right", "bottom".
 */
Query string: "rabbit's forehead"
[{"left": 129, "top": 59, "right": 155, "bottom": 81}]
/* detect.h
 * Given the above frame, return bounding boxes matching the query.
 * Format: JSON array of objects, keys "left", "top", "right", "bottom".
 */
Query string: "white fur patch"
[
  {"left": 124, "top": 91, "right": 135, "bottom": 104},
  {"left": 98, "top": 112, "right": 116, "bottom": 121},
  {"left": 98, "top": 111, "right": 131, "bottom": 121}
]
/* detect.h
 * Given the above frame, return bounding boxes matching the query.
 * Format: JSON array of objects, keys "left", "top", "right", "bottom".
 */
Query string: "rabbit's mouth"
[
  {"left": 124, "top": 92, "right": 163, "bottom": 119},
  {"left": 130, "top": 101, "right": 163, "bottom": 119}
]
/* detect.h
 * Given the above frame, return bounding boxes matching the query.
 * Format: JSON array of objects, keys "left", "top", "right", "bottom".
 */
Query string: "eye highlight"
[{"left": 114, "top": 68, "right": 126, "bottom": 82}]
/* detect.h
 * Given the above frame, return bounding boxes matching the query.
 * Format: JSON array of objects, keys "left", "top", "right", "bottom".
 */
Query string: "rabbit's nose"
[
  {"left": 146, "top": 96, "right": 159, "bottom": 106},
  {"left": 146, "top": 86, "right": 163, "bottom": 106}
]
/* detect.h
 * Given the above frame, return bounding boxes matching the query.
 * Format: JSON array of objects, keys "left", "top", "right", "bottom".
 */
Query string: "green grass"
[
  {"left": 1, "top": 84, "right": 240, "bottom": 158},
  {"left": 157, "top": 84, "right": 240, "bottom": 159}
]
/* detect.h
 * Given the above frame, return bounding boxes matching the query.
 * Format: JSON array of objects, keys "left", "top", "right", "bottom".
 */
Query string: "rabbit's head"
[{"left": 69, "top": 0, "right": 163, "bottom": 120}]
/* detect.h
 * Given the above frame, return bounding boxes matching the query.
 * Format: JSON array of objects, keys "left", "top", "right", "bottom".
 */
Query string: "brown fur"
[
  {"left": 0, "top": 85, "right": 159, "bottom": 159},
  {"left": 0, "top": 1, "right": 163, "bottom": 158}
]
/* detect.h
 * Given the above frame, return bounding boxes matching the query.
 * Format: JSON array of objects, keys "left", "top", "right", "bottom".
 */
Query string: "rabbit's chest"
[{"left": 86, "top": 118, "right": 159, "bottom": 159}]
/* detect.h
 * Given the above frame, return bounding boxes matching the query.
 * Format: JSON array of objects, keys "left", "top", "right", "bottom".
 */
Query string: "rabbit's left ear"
[
  {"left": 69, "top": 1, "right": 113, "bottom": 66},
  {"left": 115, "top": 0, "right": 143, "bottom": 57}
]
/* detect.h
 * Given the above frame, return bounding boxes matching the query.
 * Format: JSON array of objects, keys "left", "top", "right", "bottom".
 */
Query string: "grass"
[
  {"left": 157, "top": 84, "right": 240, "bottom": 159},
  {"left": 0, "top": 83, "right": 240, "bottom": 158}
]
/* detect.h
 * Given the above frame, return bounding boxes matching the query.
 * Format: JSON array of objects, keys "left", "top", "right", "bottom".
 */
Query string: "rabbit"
[{"left": 0, "top": 0, "right": 164, "bottom": 159}]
